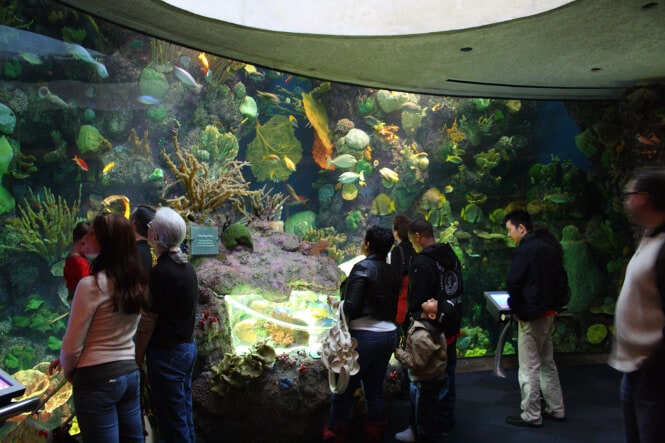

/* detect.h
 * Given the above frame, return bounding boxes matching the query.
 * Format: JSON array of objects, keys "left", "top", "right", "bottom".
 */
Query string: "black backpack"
[{"left": 427, "top": 253, "right": 463, "bottom": 337}]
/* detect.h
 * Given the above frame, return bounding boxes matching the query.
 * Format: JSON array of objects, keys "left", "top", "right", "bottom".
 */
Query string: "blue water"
[{"left": 533, "top": 101, "right": 588, "bottom": 171}]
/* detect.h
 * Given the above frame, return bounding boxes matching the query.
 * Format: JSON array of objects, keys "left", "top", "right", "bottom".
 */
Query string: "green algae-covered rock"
[
  {"left": 0, "top": 184, "right": 15, "bottom": 214},
  {"left": 318, "top": 184, "right": 335, "bottom": 209},
  {"left": 221, "top": 223, "right": 253, "bottom": 251},
  {"left": 561, "top": 225, "right": 607, "bottom": 313},
  {"left": 139, "top": 67, "right": 170, "bottom": 99},
  {"left": 343, "top": 128, "right": 370, "bottom": 151},
  {"left": 586, "top": 323, "right": 608, "bottom": 344},
  {"left": 285, "top": 210, "right": 317, "bottom": 238},
  {"left": 239, "top": 96, "right": 258, "bottom": 120},
  {"left": 0, "top": 103, "right": 16, "bottom": 134},
  {"left": 376, "top": 89, "right": 408, "bottom": 113},
  {"left": 146, "top": 105, "right": 167, "bottom": 122},
  {"left": 345, "top": 209, "right": 363, "bottom": 230},
  {"left": 76, "top": 125, "right": 107, "bottom": 153},
  {"left": 0, "top": 135, "right": 14, "bottom": 176}
]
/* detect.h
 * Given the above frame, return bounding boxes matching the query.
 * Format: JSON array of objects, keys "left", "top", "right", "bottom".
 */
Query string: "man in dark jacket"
[
  {"left": 395, "top": 219, "right": 462, "bottom": 442},
  {"left": 504, "top": 210, "right": 567, "bottom": 428}
]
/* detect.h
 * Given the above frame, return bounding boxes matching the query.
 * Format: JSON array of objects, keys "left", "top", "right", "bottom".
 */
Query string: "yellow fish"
[
  {"left": 101, "top": 195, "right": 131, "bottom": 219},
  {"left": 283, "top": 155, "right": 297, "bottom": 172},
  {"left": 288, "top": 115, "right": 298, "bottom": 128},
  {"left": 364, "top": 146, "right": 372, "bottom": 161},
  {"left": 263, "top": 154, "right": 281, "bottom": 162},
  {"left": 379, "top": 167, "right": 399, "bottom": 182},
  {"left": 102, "top": 161, "right": 116, "bottom": 174}
]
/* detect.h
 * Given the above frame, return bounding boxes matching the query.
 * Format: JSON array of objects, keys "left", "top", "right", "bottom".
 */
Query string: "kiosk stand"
[{"left": 484, "top": 291, "right": 514, "bottom": 378}]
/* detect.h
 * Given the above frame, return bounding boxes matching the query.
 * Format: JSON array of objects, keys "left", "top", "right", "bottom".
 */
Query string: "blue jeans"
[
  {"left": 329, "top": 329, "right": 398, "bottom": 425},
  {"left": 409, "top": 340, "right": 457, "bottom": 433},
  {"left": 147, "top": 340, "right": 197, "bottom": 443},
  {"left": 620, "top": 353, "right": 665, "bottom": 443},
  {"left": 73, "top": 369, "right": 143, "bottom": 443}
]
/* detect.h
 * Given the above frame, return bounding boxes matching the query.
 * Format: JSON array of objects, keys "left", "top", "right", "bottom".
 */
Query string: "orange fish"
[
  {"left": 72, "top": 155, "right": 88, "bottom": 171},
  {"left": 198, "top": 52, "right": 209, "bottom": 75},
  {"left": 284, "top": 75, "right": 292, "bottom": 84},
  {"left": 635, "top": 134, "right": 655, "bottom": 146}
]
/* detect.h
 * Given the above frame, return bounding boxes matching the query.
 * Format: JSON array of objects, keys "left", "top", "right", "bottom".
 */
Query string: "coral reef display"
[{"left": 0, "top": 2, "right": 662, "bottom": 440}]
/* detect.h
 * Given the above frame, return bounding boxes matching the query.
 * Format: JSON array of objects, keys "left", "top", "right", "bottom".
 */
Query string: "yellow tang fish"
[
  {"left": 288, "top": 115, "right": 298, "bottom": 128},
  {"left": 102, "top": 161, "right": 116, "bottom": 174},
  {"left": 283, "top": 155, "right": 297, "bottom": 172}
]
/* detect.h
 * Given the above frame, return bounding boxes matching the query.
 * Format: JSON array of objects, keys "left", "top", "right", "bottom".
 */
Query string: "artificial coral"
[
  {"left": 4, "top": 186, "right": 81, "bottom": 265},
  {"left": 160, "top": 128, "right": 259, "bottom": 223}
]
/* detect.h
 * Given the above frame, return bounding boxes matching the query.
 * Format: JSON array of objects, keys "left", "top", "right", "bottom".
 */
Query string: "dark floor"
[{"left": 354, "top": 363, "right": 624, "bottom": 442}]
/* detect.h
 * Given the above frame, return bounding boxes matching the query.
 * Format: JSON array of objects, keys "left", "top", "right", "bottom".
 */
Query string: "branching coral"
[
  {"left": 245, "top": 185, "right": 288, "bottom": 222},
  {"left": 4, "top": 186, "right": 81, "bottom": 265},
  {"left": 0, "top": 0, "right": 33, "bottom": 29},
  {"left": 161, "top": 129, "right": 260, "bottom": 223},
  {"left": 443, "top": 118, "right": 465, "bottom": 144},
  {"left": 127, "top": 128, "right": 151, "bottom": 157}
]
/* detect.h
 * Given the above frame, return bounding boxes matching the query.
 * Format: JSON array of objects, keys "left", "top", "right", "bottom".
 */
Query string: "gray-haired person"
[{"left": 135, "top": 207, "right": 199, "bottom": 442}]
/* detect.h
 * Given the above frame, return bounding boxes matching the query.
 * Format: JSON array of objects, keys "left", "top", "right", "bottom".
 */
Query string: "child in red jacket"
[{"left": 63, "top": 221, "right": 91, "bottom": 303}]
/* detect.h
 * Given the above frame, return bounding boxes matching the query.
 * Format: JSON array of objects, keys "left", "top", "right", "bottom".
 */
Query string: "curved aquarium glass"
[{"left": 0, "top": 0, "right": 661, "bottom": 395}]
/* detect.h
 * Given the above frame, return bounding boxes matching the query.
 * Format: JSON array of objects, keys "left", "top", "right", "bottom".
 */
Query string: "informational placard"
[{"left": 190, "top": 224, "right": 219, "bottom": 256}]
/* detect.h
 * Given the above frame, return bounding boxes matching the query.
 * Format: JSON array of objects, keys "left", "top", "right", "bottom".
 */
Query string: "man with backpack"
[{"left": 394, "top": 219, "right": 463, "bottom": 442}]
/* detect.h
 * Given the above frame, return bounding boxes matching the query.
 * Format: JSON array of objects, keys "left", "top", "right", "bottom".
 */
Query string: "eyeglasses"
[
  {"left": 623, "top": 191, "right": 643, "bottom": 197},
  {"left": 147, "top": 221, "right": 153, "bottom": 230}
]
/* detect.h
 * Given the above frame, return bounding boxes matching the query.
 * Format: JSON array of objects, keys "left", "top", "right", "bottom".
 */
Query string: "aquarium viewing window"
[
  {"left": 159, "top": 0, "right": 575, "bottom": 35},
  {"left": 225, "top": 292, "right": 337, "bottom": 354},
  {"left": 0, "top": 368, "right": 26, "bottom": 407}
]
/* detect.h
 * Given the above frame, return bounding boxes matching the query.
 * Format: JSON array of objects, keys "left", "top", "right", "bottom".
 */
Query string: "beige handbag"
[{"left": 319, "top": 301, "right": 360, "bottom": 394}]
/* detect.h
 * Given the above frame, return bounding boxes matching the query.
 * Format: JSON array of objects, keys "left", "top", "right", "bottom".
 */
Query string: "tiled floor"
[{"left": 377, "top": 363, "right": 624, "bottom": 442}]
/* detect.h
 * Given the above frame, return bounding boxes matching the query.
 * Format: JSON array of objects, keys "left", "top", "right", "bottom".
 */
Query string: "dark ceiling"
[{"left": 58, "top": 0, "right": 665, "bottom": 100}]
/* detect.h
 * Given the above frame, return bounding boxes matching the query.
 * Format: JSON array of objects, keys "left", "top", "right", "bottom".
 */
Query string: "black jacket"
[
  {"left": 389, "top": 239, "right": 417, "bottom": 276},
  {"left": 407, "top": 243, "right": 463, "bottom": 339},
  {"left": 506, "top": 232, "right": 569, "bottom": 321},
  {"left": 341, "top": 253, "right": 401, "bottom": 322}
]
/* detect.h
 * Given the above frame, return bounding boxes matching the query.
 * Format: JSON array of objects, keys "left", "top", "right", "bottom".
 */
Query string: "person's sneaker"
[
  {"left": 542, "top": 411, "right": 566, "bottom": 422},
  {"left": 505, "top": 416, "right": 543, "bottom": 428},
  {"left": 394, "top": 426, "right": 416, "bottom": 442}
]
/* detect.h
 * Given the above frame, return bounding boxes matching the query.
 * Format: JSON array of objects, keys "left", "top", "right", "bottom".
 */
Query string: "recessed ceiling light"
[
  {"left": 590, "top": 67, "right": 602, "bottom": 72},
  {"left": 159, "top": 0, "right": 575, "bottom": 36},
  {"left": 460, "top": 47, "right": 473, "bottom": 52},
  {"left": 641, "top": 2, "right": 659, "bottom": 11}
]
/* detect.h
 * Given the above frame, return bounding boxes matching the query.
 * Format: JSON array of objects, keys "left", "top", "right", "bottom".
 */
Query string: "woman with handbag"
[{"left": 323, "top": 226, "right": 401, "bottom": 443}]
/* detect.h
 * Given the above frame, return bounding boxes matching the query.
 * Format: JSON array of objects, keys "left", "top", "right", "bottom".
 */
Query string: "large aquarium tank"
[{"left": 0, "top": 1, "right": 664, "bottom": 419}]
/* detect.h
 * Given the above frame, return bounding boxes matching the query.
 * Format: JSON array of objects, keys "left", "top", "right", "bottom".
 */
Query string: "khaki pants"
[{"left": 517, "top": 315, "right": 565, "bottom": 423}]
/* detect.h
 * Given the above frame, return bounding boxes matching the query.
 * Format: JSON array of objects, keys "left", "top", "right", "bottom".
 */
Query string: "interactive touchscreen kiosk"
[
  {"left": 484, "top": 290, "right": 512, "bottom": 322},
  {"left": 483, "top": 290, "right": 514, "bottom": 378},
  {"left": 0, "top": 368, "right": 26, "bottom": 407}
]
